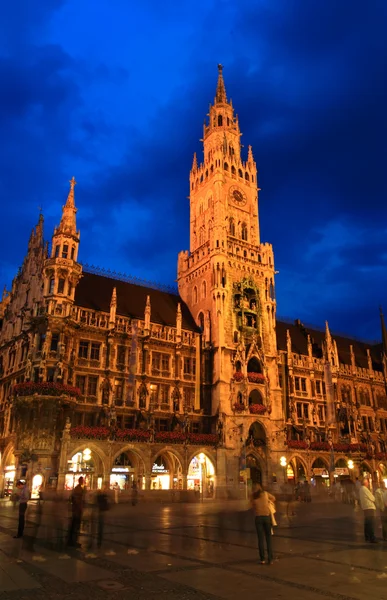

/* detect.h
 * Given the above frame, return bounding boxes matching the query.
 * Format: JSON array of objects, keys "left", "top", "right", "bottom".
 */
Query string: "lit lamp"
[
  {"left": 280, "top": 456, "right": 287, "bottom": 483},
  {"left": 347, "top": 459, "right": 354, "bottom": 480}
]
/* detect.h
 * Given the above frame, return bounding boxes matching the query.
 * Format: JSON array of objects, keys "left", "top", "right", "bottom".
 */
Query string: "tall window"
[
  {"left": 57, "top": 279, "right": 65, "bottom": 294},
  {"left": 76, "top": 375, "right": 86, "bottom": 394},
  {"left": 193, "top": 286, "right": 198, "bottom": 304},
  {"left": 50, "top": 333, "right": 59, "bottom": 352},
  {"left": 229, "top": 218, "right": 235, "bottom": 236},
  {"left": 78, "top": 340, "right": 89, "bottom": 359},
  {"left": 183, "top": 357, "right": 196, "bottom": 378},
  {"left": 241, "top": 223, "right": 248, "bottom": 241},
  {"left": 88, "top": 376, "right": 98, "bottom": 397},
  {"left": 117, "top": 345, "right": 126, "bottom": 368},
  {"left": 202, "top": 280, "right": 207, "bottom": 299},
  {"left": 62, "top": 244, "right": 69, "bottom": 259},
  {"left": 90, "top": 342, "right": 101, "bottom": 361}
]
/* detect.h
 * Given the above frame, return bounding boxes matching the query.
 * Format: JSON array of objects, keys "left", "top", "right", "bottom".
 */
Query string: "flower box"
[
  {"left": 333, "top": 443, "right": 350, "bottom": 453},
  {"left": 249, "top": 403, "right": 266, "bottom": 415},
  {"left": 348, "top": 443, "right": 368, "bottom": 453},
  {"left": 233, "top": 402, "right": 245, "bottom": 413},
  {"left": 14, "top": 381, "right": 81, "bottom": 399},
  {"left": 286, "top": 440, "right": 308, "bottom": 450},
  {"left": 187, "top": 433, "right": 218, "bottom": 446},
  {"left": 154, "top": 431, "right": 186, "bottom": 444},
  {"left": 70, "top": 426, "right": 110, "bottom": 440},
  {"left": 247, "top": 372, "right": 265, "bottom": 384},
  {"left": 309, "top": 442, "right": 330, "bottom": 451},
  {"left": 115, "top": 429, "right": 151, "bottom": 442},
  {"left": 233, "top": 372, "right": 244, "bottom": 382}
]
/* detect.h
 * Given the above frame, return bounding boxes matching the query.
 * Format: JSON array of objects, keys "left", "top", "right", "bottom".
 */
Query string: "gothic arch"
[
  {"left": 111, "top": 446, "right": 147, "bottom": 472},
  {"left": 289, "top": 454, "right": 308, "bottom": 480},
  {"left": 67, "top": 442, "right": 108, "bottom": 480},
  {"left": 186, "top": 448, "right": 216, "bottom": 472},
  {"left": 247, "top": 356, "right": 262, "bottom": 374},
  {"left": 248, "top": 389, "right": 263, "bottom": 405},
  {"left": 151, "top": 448, "right": 185, "bottom": 474}
]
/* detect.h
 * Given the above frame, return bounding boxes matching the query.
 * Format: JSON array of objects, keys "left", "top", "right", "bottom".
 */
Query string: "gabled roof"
[
  {"left": 276, "top": 320, "right": 383, "bottom": 372},
  {"left": 74, "top": 272, "right": 199, "bottom": 331}
]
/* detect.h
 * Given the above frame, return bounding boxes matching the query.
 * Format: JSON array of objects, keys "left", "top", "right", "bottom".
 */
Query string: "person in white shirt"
[
  {"left": 358, "top": 478, "right": 377, "bottom": 543},
  {"left": 374, "top": 482, "right": 387, "bottom": 541}
]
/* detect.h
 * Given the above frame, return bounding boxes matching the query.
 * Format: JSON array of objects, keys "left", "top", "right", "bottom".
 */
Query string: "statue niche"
[{"left": 233, "top": 280, "right": 260, "bottom": 334}]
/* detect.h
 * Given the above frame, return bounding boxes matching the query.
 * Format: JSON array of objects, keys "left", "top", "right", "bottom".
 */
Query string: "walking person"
[
  {"left": 251, "top": 484, "right": 276, "bottom": 564},
  {"left": 67, "top": 476, "right": 85, "bottom": 547},
  {"left": 374, "top": 482, "right": 387, "bottom": 541},
  {"left": 358, "top": 478, "right": 377, "bottom": 543},
  {"left": 13, "top": 480, "right": 30, "bottom": 538},
  {"left": 96, "top": 484, "right": 110, "bottom": 549}
]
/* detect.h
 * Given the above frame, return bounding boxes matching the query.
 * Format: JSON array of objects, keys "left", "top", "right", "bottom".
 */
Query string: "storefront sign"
[
  {"left": 112, "top": 467, "right": 130, "bottom": 473},
  {"left": 5, "top": 465, "right": 15, "bottom": 471},
  {"left": 313, "top": 468, "right": 329, "bottom": 478},
  {"left": 334, "top": 468, "right": 349, "bottom": 476},
  {"left": 152, "top": 463, "right": 168, "bottom": 474}
]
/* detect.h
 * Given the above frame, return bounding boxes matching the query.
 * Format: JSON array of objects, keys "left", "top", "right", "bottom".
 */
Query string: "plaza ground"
[{"left": 0, "top": 497, "right": 386, "bottom": 599}]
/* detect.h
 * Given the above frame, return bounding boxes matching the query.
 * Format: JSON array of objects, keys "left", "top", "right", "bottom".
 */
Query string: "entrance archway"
[
  {"left": 65, "top": 447, "right": 104, "bottom": 490},
  {"left": 289, "top": 456, "right": 306, "bottom": 483},
  {"left": 311, "top": 457, "right": 330, "bottom": 488},
  {"left": 31, "top": 474, "right": 44, "bottom": 499},
  {"left": 246, "top": 454, "right": 262, "bottom": 485},
  {"left": 2, "top": 447, "right": 16, "bottom": 497},
  {"left": 248, "top": 421, "right": 266, "bottom": 448},
  {"left": 187, "top": 453, "right": 215, "bottom": 497},
  {"left": 111, "top": 450, "right": 146, "bottom": 490},
  {"left": 151, "top": 451, "right": 182, "bottom": 490}
]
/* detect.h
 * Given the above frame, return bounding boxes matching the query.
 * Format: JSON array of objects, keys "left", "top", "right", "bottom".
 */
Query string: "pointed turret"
[
  {"left": 286, "top": 329, "right": 292, "bottom": 356},
  {"left": 144, "top": 295, "right": 151, "bottom": 334},
  {"left": 57, "top": 177, "right": 78, "bottom": 236},
  {"left": 192, "top": 153, "right": 198, "bottom": 172},
  {"left": 325, "top": 321, "right": 332, "bottom": 358},
  {"left": 176, "top": 302, "right": 182, "bottom": 343},
  {"left": 380, "top": 307, "right": 387, "bottom": 356},
  {"left": 109, "top": 287, "right": 117, "bottom": 329},
  {"left": 349, "top": 344, "right": 356, "bottom": 370},
  {"left": 215, "top": 64, "right": 227, "bottom": 104},
  {"left": 307, "top": 334, "right": 313, "bottom": 360},
  {"left": 247, "top": 145, "right": 254, "bottom": 164}
]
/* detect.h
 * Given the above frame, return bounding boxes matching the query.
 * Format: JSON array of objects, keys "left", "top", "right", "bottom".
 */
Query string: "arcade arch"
[
  {"left": 111, "top": 449, "right": 146, "bottom": 490},
  {"left": 151, "top": 450, "right": 183, "bottom": 490}
]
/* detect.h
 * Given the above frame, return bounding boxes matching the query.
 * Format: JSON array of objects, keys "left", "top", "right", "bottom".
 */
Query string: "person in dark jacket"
[
  {"left": 67, "top": 477, "right": 85, "bottom": 547},
  {"left": 13, "top": 480, "right": 30, "bottom": 538}
]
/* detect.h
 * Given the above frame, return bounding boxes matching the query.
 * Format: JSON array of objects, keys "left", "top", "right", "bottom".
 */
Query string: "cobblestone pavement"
[{"left": 0, "top": 498, "right": 386, "bottom": 599}]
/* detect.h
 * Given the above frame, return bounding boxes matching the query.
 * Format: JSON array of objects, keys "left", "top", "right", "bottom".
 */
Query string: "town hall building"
[{"left": 0, "top": 66, "right": 387, "bottom": 499}]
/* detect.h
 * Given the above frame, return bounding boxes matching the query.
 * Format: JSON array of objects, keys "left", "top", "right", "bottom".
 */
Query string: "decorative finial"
[
  {"left": 69, "top": 176, "right": 77, "bottom": 190},
  {"left": 215, "top": 64, "right": 227, "bottom": 104},
  {"left": 218, "top": 64, "right": 223, "bottom": 73}
]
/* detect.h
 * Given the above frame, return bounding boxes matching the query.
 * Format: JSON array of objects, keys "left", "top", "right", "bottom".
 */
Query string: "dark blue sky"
[{"left": 1, "top": 0, "right": 386, "bottom": 341}]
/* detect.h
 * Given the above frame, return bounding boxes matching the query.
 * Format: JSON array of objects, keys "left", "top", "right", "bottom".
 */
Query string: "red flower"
[
  {"left": 310, "top": 442, "right": 330, "bottom": 451},
  {"left": 154, "top": 431, "right": 186, "bottom": 443},
  {"left": 249, "top": 403, "right": 266, "bottom": 415},
  {"left": 233, "top": 402, "right": 245, "bottom": 413},
  {"left": 13, "top": 382, "right": 81, "bottom": 399},
  {"left": 247, "top": 372, "right": 265, "bottom": 383},
  {"left": 286, "top": 440, "right": 308, "bottom": 449},
  {"left": 233, "top": 372, "right": 244, "bottom": 382},
  {"left": 115, "top": 429, "right": 151, "bottom": 442},
  {"left": 187, "top": 433, "right": 218, "bottom": 446},
  {"left": 70, "top": 426, "right": 110, "bottom": 440}
]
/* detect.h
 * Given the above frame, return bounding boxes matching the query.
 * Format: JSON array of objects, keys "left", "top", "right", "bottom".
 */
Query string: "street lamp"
[
  {"left": 280, "top": 456, "right": 287, "bottom": 483},
  {"left": 347, "top": 459, "right": 354, "bottom": 480}
]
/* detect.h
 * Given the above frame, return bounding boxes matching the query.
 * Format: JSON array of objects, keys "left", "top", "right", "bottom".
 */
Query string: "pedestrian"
[
  {"left": 374, "top": 482, "right": 387, "bottom": 541},
  {"left": 358, "top": 478, "right": 377, "bottom": 543},
  {"left": 96, "top": 484, "right": 110, "bottom": 548},
  {"left": 67, "top": 476, "right": 85, "bottom": 547},
  {"left": 13, "top": 480, "right": 30, "bottom": 538},
  {"left": 251, "top": 484, "right": 276, "bottom": 565},
  {"left": 131, "top": 481, "right": 138, "bottom": 507},
  {"left": 112, "top": 482, "right": 120, "bottom": 504}
]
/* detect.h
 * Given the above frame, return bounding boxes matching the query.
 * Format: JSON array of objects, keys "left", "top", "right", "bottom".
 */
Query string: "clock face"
[{"left": 229, "top": 186, "right": 247, "bottom": 207}]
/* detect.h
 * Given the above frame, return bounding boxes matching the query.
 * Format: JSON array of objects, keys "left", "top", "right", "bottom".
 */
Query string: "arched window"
[
  {"left": 247, "top": 357, "right": 262, "bottom": 374},
  {"left": 229, "top": 218, "right": 235, "bottom": 236},
  {"left": 231, "top": 166, "right": 236, "bottom": 175},
  {"left": 205, "top": 170, "right": 208, "bottom": 179},
  {"left": 210, "top": 165, "right": 214, "bottom": 174},
  {"left": 198, "top": 312, "right": 204, "bottom": 330},
  {"left": 241, "top": 223, "right": 248, "bottom": 241},
  {"left": 234, "top": 332, "right": 239, "bottom": 344},
  {"left": 238, "top": 168, "right": 243, "bottom": 178},
  {"left": 229, "top": 146, "right": 234, "bottom": 156},
  {"left": 193, "top": 286, "right": 198, "bottom": 304},
  {"left": 224, "top": 162, "right": 229, "bottom": 171},
  {"left": 71, "top": 246, "right": 75, "bottom": 260},
  {"left": 199, "top": 226, "right": 206, "bottom": 246},
  {"left": 245, "top": 172, "right": 250, "bottom": 181},
  {"left": 218, "top": 115, "right": 223, "bottom": 126},
  {"left": 249, "top": 389, "right": 263, "bottom": 406},
  {"left": 199, "top": 202, "right": 204, "bottom": 215},
  {"left": 235, "top": 359, "right": 242, "bottom": 372},
  {"left": 202, "top": 280, "right": 207, "bottom": 299}
]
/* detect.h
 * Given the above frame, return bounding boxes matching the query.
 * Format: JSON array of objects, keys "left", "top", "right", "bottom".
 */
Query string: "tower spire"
[
  {"left": 58, "top": 177, "right": 78, "bottom": 235},
  {"left": 380, "top": 307, "right": 387, "bottom": 356},
  {"left": 215, "top": 64, "right": 227, "bottom": 104}
]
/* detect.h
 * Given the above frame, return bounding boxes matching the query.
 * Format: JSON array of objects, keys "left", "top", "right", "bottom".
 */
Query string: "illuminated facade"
[{"left": 1, "top": 67, "right": 387, "bottom": 499}]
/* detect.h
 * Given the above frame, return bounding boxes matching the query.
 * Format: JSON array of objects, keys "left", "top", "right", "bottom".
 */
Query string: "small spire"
[
  {"left": 110, "top": 287, "right": 117, "bottom": 307},
  {"left": 192, "top": 152, "right": 198, "bottom": 172},
  {"left": 380, "top": 307, "right": 387, "bottom": 356},
  {"left": 144, "top": 295, "right": 151, "bottom": 333},
  {"left": 66, "top": 176, "right": 76, "bottom": 208},
  {"left": 176, "top": 302, "right": 182, "bottom": 342},
  {"left": 215, "top": 64, "right": 227, "bottom": 104},
  {"left": 247, "top": 145, "right": 254, "bottom": 163},
  {"left": 109, "top": 287, "right": 117, "bottom": 329},
  {"left": 222, "top": 132, "right": 228, "bottom": 155},
  {"left": 57, "top": 177, "right": 78, "bottom": 235}
]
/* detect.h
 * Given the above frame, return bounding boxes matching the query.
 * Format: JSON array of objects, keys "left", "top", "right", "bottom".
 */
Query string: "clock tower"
[{"left": 177, "top": 65, "right": 279, "bottom": 423}]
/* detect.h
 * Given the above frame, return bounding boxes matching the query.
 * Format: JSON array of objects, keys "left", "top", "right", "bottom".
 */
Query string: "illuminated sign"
[{"left": 152, "top": 463, "right": 168, "bottom": 474}]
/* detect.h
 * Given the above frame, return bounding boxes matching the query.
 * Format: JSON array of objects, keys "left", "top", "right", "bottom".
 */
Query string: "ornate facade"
[{"left": 1, "top": 66, "right": 387, "bottom": 499}]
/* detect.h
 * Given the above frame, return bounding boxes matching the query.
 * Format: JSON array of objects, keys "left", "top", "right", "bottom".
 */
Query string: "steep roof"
[
  {"left": 276, "top": 320, "right": 383, "bottom": 372},
  {"left": 74, "top": 271, "right": 199, "bottom": 331}
]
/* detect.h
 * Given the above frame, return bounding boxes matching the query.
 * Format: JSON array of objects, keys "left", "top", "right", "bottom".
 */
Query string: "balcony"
[{"left": 13, "top": 381, "right": 81, "bottom": 400}]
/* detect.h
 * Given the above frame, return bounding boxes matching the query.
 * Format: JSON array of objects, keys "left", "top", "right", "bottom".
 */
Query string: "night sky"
[{"left": 1, "top": 1, "right": 386, "bottom": 341}]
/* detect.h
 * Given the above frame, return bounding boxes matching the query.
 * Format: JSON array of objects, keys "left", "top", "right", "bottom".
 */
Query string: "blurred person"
[
  {"left": 67, "top": 476, "right": 85, "bottom": 547},
  {"left": 304, "top": 480, "right": 311, "bottom": 503},
  {"left": 13, "top": 480, "right": 30, "bottom": 538},
  {"left": 358, "top": 478, "right": 377, "bottom": 543},
  {"left": 374, "top": 482, "right": 387, "bottom": 541},
  {"left": 251, "top": 484, "right": 276, "bottom": 565},
  {"left": 112, "top": 481, "right": 120, "bottom": 504},
  {"left": 96, "top": 484, "right": 110, "bottom": 548},
  {"left": 131, "top": 481, "right": 138, "bottom": 507}
]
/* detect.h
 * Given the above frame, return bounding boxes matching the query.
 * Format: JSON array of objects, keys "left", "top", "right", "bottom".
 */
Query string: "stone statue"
[
  {"left": 64, "top": 416, "right": 71, "bottom": 431},
  {"left": 25, "top": 357, "right": 32, "bottom": 381}
]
